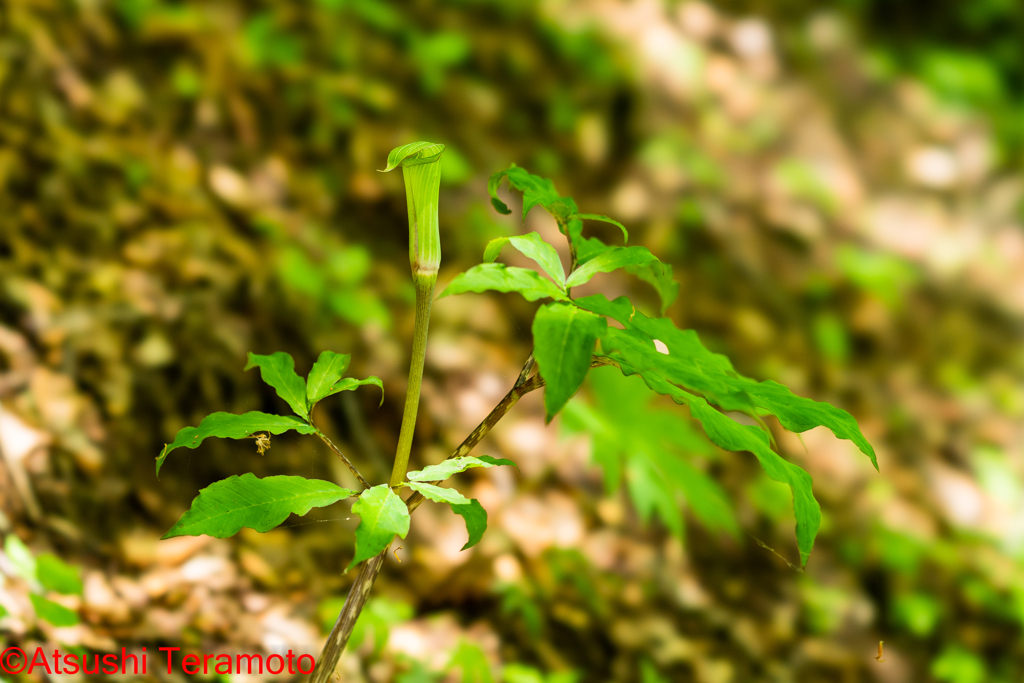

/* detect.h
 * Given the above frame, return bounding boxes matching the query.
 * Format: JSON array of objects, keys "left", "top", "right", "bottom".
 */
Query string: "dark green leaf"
[
  {"left": 440, "top": 264, "right": 569, "bottom": 302},
  {"left": 348, "top": 485, "right": 410, "bottom": 570},
  {"left": 30, "top": 594, "right": 79, "bottom": 627},
  {"left": 306, "top": 351, "right": 352, "bottom": 404},
  {"left": 156, "top": 411, "right": 317, "bottom": 476},
  {"left": 565, "top": 246, "right": 658, "bottom": 288},
  {"left": 532, "top": 303, "right": 607, "bottom": 421},
  {"left": 408, "top": 482, "right": 470, "bottom": 505},
  {"left": 163, "top": 473, "right": 355, "bottom": 539},
  {"left": 407, "top": 455, "right": 516, "bottom": 482},
  {"left": 482, "top": 232, "right": 566, "bottom": 285},
  {"left": 451, "top": 499, "right": 488, "bottom": 550},
  {"left": 37, "top": 554, "right": 82, "bottom": 595},
  {"left": 244, "top": 351, "right": 309, "bottom": 418},
  {"left": 573, "top": 213, "right": 628, "bottom": 241}
]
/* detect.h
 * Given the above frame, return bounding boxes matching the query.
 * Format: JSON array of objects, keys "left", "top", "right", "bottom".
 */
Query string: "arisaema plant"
[{"left": 153, "top": 145, "right": 876, "bottom": 682}]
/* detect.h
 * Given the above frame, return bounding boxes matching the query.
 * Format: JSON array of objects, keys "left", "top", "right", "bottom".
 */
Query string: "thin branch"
[
  {"left": 309, "top": 356, "right": 613, "bottom": 682},
  {"left": 313, "top": 424, "right": 371, "bottom": 490},
  {"left": 514, "top": 353, "right": 535, "bottom": 389}
]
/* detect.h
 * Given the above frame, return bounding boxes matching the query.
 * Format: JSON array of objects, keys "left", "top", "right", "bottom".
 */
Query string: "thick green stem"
[{"left": 389, "top": 275, "right": 435, "bottom": 488}]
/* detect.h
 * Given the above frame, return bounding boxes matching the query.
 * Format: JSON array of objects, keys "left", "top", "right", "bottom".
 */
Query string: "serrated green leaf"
[
  {"left": 573, "top": 213, "right": 628, "bottom": 241},
  {"left": 30, "top": 594, "right": 79, "bottom": 627},
  {"left": 488, "top": 165, "right": 578, "bottom": 223},
  {"left": 440, "top": 263, "right": 569, "bottom": 302},
  {"left": 163, "top": 473, "right": 355, "bottom": 539},
  {"left": 482, "top": 232, "right": 566, "bottom": 285},
  {"left": 306, "top": 351, "right": 352, "bottom": 404},
  {"left": 349, "top": 485, "right": 410, "bottom": 570},
  {"left": 533, "top": 303, "right": 607, "bottom": 421},
  {"left": 451, "top": 499, "right": 488, "bottom": 550},
  {"left": 244, "top": 351, "right": 309, "bottom": 418},
  {"left": 407, "top": 455, "right": 516, "bottom": 482},
  {"left": 36, "top": 554, "right": 82, "bottom": 595},
  {"left": 408, "top": 482, "right": 471, "bottom": 505},
  {"left": 156, "top": 411, "right": 317, "bottom": 476},
  {"left": 3, "top": 534, "right": 37, "bottom": 583},
  {"left": 565, "top": 246, "right": 658, "bottom": 288}
]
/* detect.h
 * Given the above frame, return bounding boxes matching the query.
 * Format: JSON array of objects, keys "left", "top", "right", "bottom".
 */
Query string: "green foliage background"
[{"left": 1, "top": 1, "right": 1024, "bottom": 682}]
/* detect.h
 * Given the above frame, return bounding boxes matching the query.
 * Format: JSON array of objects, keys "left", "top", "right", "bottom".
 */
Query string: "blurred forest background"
[{"left": 2, "top": 0, "right": 1024, "bottom": 681}]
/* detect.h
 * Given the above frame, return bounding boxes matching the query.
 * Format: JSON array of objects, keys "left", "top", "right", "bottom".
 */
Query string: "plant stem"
[
  {"left": 389, "top": 276, "right": 435, "bottom": 488},
  {"left": 309, "top": 355, "right": 612, "bottom": 682},
  {"left": 312, "top": 424, "right": 371, "bottom": 490}
]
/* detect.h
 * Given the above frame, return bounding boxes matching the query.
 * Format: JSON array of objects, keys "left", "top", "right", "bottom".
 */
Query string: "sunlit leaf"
[
  {"left": 440, "top": 264, "right": 569, "bottom": 302},
  {"left": 348, "top": 485, "right": 410, "bottom": 570},
  {"left": 163, "top": 473, "right": 355, "bottom": 539},
  {"left": 532, "top": 303, "right": 607, "bottom": 421},
  {"left": 483, "top": 232, "right": 566, "bottom": 285},
  {"left": 447, "top": 641, "right": 496, "bottom": 683},
  {"left": 3, "top": 534, "right": 37, "bottom": 583},
  {"left": 156, "top": 412, "right": 316, "bottom": 476},
  {"left": 407, "top": 455, "right": 516, "bottom": 482},
  {"left": 30, "top": 594, "right": 79, "bottom": 627},
  {"left": 565, "top": 246, "right": 658, "bottom": 288},
  {"left": 408, "top": 482, "right": 470, "bottom": 505},
  {"left": 306, "top": 350, "right": 352, "bottom": 404},
  {"left": 244, "top": 351, "right": 309, "bottom": 418}
]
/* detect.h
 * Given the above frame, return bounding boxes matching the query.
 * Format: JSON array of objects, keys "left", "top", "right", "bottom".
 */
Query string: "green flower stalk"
[
  {"left": 382, "top": 141, "right": 445, "bottom": 282},
  {"left": 381, "top": 141, "right": 445, "bottom": 487}
]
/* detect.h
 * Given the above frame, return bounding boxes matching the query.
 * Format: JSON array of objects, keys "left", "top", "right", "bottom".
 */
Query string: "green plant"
[
  {"left": 153, "top": 143, "right": 876, "bottom": 681},
  {"left": 1, "top": 534, "right": 83, "bottom": 629}
]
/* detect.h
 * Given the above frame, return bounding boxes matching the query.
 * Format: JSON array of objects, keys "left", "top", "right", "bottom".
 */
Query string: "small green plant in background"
[
  {"left": 1, "top": 534, "right": 83, "bottom": 629},
  {"left": 153, "top": 143, "right": 877, "bottom": 680}
]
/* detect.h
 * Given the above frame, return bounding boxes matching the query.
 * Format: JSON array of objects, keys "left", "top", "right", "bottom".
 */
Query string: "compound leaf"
[
  {"left": 532, "top": 303, "right": 607, "bottom": 421},
  {"left": 245, "top": 351, "right": 309, "bottom": 419},
  {"left": 349, "top": 485, "right": 410, "bottom": 570},
  {"left": 306, "top": 351, "right": 352, "bottom": 404},
  {"left": 408, "top": 482, "right": 471, "bottom": 505},
  {"left": 451, "top": 499, "right": 487, "bottom": 550},
  {"left": 163, "top": 473, "right": 355, "bottom": 539},
  {"left": 407, "top": 455, "right": 516, "bottom": 482},
  {"left": 440, "top": 263, "right": 569, "bottom": 302},
  {"left": 156, "top": 412, "right": 316, "bottom": 476}
]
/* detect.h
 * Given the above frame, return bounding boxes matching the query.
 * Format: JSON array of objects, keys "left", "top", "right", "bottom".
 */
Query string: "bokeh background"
[{"left": 2, "top": 0, "right": 1024, "bottom": 681}]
